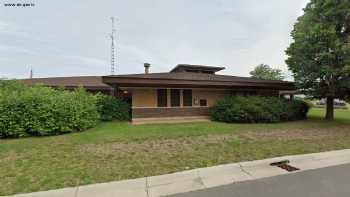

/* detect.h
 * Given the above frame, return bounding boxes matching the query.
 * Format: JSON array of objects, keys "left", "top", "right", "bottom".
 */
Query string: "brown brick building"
[{"left": 23, "top": 64, "right": 295, "bottom": 123}]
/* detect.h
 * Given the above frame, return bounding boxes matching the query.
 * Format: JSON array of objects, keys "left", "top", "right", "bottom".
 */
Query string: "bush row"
[
  {"left": 0, "top": 80, "right": 130, "bottom": 138},
  {"left": 210, "top": 96, "right": 310, "bottom": 123},
  {"left": 96, "top": 94, "right": 130, "bottom": 121}
]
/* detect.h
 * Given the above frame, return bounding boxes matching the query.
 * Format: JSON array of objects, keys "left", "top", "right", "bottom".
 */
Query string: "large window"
[
  {"left": 157, "top": 89, "right": 167, "bottom": 107},
  {"left": 183, "top": 89, "right": 192, "bottom": 107},
  {"left": 170, "top": 89, "right": 180, "bottom": 107}
]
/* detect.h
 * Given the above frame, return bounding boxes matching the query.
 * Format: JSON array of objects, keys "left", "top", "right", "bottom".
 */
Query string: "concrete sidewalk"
[{"left": 7, "top": 149, "right": 350, "bottom": 197}]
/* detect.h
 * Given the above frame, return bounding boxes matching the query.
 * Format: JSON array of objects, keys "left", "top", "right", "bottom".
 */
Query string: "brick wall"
[{"left": 132, "top": 107, "right": 209, "bottom": 119}]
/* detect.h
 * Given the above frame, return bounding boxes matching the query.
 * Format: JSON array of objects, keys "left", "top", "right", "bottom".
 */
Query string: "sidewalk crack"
[
  {"left": 145, "top": 177, "right": 150, "bottom": 197},
  {"left": 238, "top": 163, "right": 253, "bottom": 177},
  {"left": 74, "top": 186, "right": 80, "bottom": 197},
  {"left": 195, "top": 170, "right": 206, "bottom": 188},
  {"left": 74, "top": 179, "right": 80, "bottom": 197}
]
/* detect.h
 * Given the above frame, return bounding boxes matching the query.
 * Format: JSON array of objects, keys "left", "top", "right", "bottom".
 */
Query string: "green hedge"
[
  {"left": 209, "top": 96, "right": 310, "bottom": 123},
  {"left": 96, "top": 94, "right": 130, "bottom": 121},
  {"left": 0, "top": 81, "right": 99, "bottom": 138}
]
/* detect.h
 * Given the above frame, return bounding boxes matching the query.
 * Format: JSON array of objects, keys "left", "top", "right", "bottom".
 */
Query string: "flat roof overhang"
[
  {"left": 170, "top": 64, "right": 225, "bottom": 73},
  {"left": 102, "top": 76, "right": 296, "bottom": 91},
  {"left": 279, "top": 90, "right": 301, "bottom": 95},
  {"left": 35, "top": 85, "right": 113, "bottom": 91}
]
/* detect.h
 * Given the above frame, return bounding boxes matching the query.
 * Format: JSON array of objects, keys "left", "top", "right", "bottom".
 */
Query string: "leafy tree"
[
  {"left": 286, "top": 0, "right": 350, "bottom": 120},
  {"left": 250, "top": 64, "right": 285, "bottom": 80}
]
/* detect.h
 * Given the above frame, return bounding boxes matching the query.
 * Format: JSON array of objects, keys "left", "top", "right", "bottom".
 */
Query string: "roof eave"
[{"left": 102, "top": 77, "right": 295, "bottom": 90}]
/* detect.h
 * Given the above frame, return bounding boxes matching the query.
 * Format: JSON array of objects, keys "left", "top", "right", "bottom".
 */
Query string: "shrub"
[
  {"left": 96, "top": 94, "right": 130, "bottom": 121},
  {"left": 209, "top": 96, "right": 310, "bottom": 123},
  {"left": 0, "top": 81, "right": 99, "bottom": 138}
]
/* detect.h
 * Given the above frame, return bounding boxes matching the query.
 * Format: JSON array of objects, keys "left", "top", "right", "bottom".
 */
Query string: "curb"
[{"left": 6, "top": 149, "right": 350, "bottom": 197}]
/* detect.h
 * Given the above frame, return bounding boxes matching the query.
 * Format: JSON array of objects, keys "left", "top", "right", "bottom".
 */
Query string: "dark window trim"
[
  {"left": 157, "top": 89, "right": 168, "bottom": 107},
  {"left": 183, "top": 89, "right": 192, "bottom": 107},
  {"left": 170, "top": 89, "right": 180, "bottom": 107}
]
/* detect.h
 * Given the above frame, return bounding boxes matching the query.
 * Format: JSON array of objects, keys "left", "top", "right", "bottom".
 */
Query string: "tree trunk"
[{"left": 325, "top": 96, "right": 334, "bottom": 121}]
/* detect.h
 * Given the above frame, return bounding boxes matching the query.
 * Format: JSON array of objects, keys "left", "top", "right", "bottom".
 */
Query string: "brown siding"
[
  {"left": 130, "top": 88, "right": 280, "bottom": 119},
  {"left": 132, "top": 107, "right": 209, "bottom": 119},
  {"left": 132, "top": 89, "right": 157, "bottom": 107},
  {"left": 192, "top": 89, "right": 230, "bottom": 107},
  {"left": 131, "top": 88, "right": 230, "bottom": 108}
]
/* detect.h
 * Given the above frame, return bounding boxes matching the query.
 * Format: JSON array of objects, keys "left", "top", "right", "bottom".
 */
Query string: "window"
[
  {"left": 183, "top": 89, "right": 192, "bottom": 106},
  {"left": 157, "top": 89, "right": 167, "bottom": 107},
  {"left": 170, "top": 89, "right": 180, "bottom": 107},
  {"left": 200, "top": 99, "right": 207, "bottom": 106}
]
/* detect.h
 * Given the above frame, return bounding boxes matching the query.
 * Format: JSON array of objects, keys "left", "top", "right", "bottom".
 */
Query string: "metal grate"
[{"left": 270, "top": 160, "right": 300, "bottom": 172}]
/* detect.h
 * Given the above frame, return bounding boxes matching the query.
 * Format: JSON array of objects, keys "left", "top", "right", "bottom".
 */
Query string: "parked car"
[{"left": 316, "top": 99, "right": 348, "bottom": 108}]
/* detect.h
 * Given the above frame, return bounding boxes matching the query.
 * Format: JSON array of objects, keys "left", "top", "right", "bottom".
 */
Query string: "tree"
[
  {"left": 249, "top": 64, "right": 285, "bottom": 80},
  {"left": 346, "top": 93, "right": 350, "bottom": 103},
  {"left": 286, "top": 0, "right": 350, "bottom": 121}
]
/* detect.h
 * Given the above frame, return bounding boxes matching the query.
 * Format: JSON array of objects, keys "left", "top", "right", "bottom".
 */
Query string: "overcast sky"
[{"left": 0, "top": 0, "right": 309, "bottom": 79}]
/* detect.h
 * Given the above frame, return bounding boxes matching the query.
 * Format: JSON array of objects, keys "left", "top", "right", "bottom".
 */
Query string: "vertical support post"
[
  {"left": 167, "top": 88, "right": 171, "bottom": 107},
  {"left": 110, "top": 87, "right": 115, "bottom": 97},
  {"left": 110, "top": 84, "right": 119, "bottom": 98},
  {"left": 180, "top": 89, "right": 183, "bottom": 107},
  {"left": 290, "top": 94, "right": 294, "bottom": 100}
]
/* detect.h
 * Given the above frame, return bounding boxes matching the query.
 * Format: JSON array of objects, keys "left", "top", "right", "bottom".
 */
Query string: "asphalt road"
[{"left": 169, "top": 164, "right": 350, "bottom": 197}]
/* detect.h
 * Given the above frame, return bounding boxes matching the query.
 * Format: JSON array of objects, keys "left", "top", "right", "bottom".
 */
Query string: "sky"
[{"left": 0, "top": 0, "right": 309, "bottom": 79}]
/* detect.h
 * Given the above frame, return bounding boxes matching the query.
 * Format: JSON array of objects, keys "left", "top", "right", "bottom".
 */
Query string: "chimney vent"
[{"left": 144, "top": 63, "right": 151, "bottom": 74}]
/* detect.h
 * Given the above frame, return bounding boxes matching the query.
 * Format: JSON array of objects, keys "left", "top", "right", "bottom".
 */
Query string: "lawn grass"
[{"left": 1, "top": 108, "right": 350, "bottom": 195}]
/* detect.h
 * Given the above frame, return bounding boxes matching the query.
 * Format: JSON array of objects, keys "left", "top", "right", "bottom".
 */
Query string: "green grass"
[{"left": 1, "top": 108, "right": 350, "bottom": 195}]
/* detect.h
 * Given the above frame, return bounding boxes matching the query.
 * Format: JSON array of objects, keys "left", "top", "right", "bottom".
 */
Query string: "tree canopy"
[
  {"left": 249, "top": 64, "right": 285, "bottom": 80},
  {"left": 286, "top": 0, "right": 350, "bottom": 120}
]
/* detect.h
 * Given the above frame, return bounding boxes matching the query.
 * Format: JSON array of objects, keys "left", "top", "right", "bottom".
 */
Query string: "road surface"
[{"left": 169, "top": 163, "right": 350, "bottom": 197}]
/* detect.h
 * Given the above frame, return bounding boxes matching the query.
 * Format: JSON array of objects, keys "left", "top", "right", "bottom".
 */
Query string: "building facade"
[{"left": 23, "top": 64, "right": 296, "bottom": 122}]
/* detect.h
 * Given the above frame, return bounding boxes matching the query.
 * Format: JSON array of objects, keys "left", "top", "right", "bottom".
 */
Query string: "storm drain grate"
[{"left": 270, "top": 160, "right": 300, "bottom": 172}]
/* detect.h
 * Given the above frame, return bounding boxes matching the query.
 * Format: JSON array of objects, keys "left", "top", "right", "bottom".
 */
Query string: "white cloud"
[
  {"left": 0, "top": 0, "right": 310, "bottom": 79},
  {"left": 61, "top": 55, "right": 109, "bottom": 68},
  {"left": 0, "top": 44, "right": 34, "bottom": 54},
  {"left": 0, "top": 20, "right": 23, "bottom": 36}
]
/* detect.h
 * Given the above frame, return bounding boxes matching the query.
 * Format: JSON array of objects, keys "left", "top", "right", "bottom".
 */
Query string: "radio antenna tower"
[
  {"left": 110, "top": 17, "right": 117, "bottom": 75},
  {"left": 29, "top": 67, "right": 33, "bottom": 79}
]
